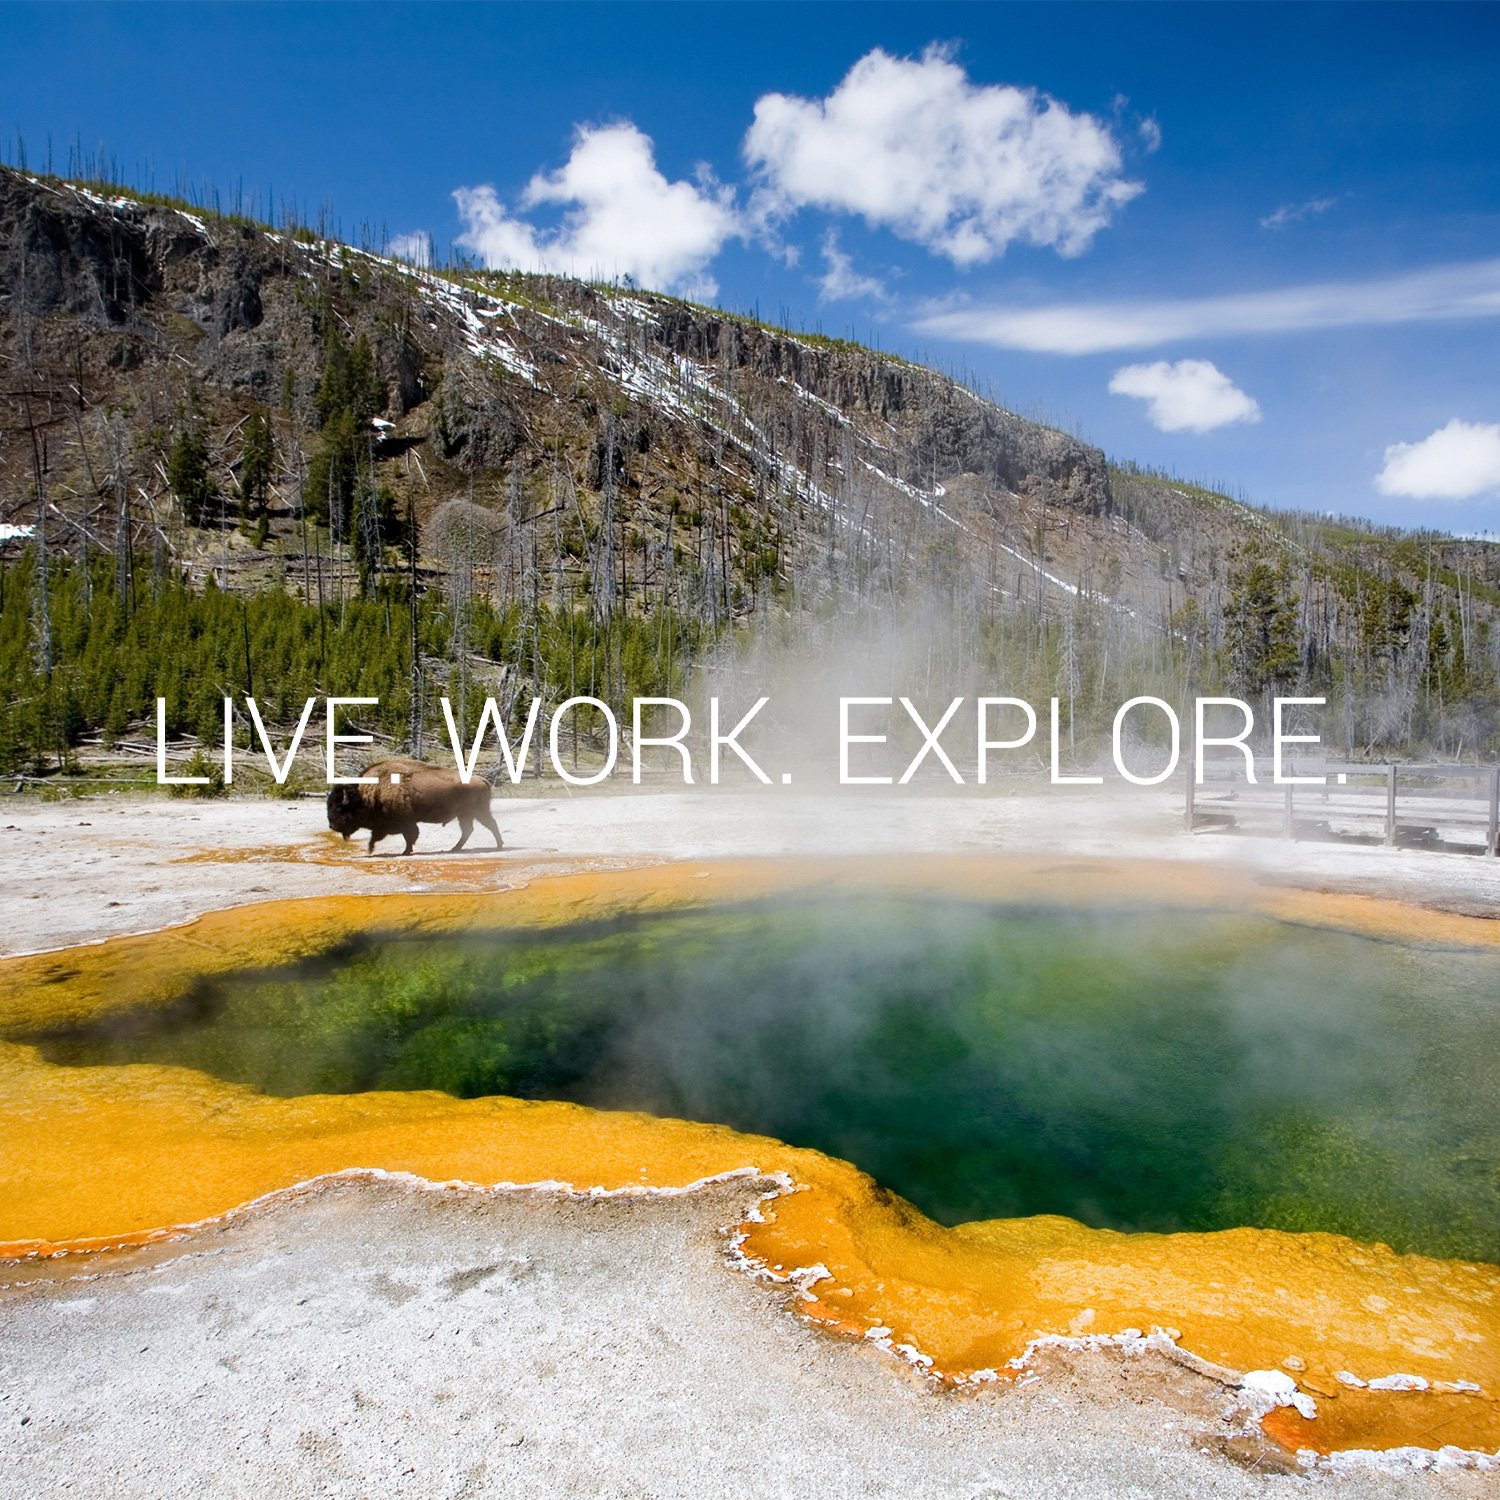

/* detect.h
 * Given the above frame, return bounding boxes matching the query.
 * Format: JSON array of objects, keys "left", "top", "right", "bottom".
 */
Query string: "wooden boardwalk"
[{"left": 1187, "top": 759, "right": 1500, "bottom": 854}]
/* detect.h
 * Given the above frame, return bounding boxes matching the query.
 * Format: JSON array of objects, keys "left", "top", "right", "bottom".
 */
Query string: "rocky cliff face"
[
  {"left": 0, "top": 166, "right": 1243, "bottom": 630},
  {"left": 646, "top": 301, "right": 1112, "bottom": 513}
]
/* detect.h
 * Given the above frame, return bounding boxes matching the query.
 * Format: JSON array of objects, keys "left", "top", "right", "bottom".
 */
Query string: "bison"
[{"left": 326, "top": 757, "right": 503, "bottom": 855}]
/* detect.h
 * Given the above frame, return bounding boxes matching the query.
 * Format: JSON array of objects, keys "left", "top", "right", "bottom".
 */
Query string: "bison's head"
[{"left": 325, "top": 783, "right": 364, "bottom": 839}]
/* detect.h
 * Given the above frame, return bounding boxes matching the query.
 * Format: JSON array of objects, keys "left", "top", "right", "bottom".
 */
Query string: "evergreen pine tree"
[
  {"left": 238, "top": 406, "right": 275, "bottom": 522},
  {"left": 167, "top": 421, "right": 216, "bottom": 528}
]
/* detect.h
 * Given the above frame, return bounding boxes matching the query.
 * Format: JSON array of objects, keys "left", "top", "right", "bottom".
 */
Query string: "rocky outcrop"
[
  {"left": 0, "top": 174, "right": 159, "bottom": 326},
  {"left": 643, "top": 293, "right": 1110, "bottom": 515},
  {"left": 906, "top": 393, "right": 1111, "bottom": 514},
  {"left": 212, "top": 242, "right": 264, "bottom": 336}
]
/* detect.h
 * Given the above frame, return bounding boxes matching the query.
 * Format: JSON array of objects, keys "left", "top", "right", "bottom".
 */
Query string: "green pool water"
[{"left": 32, "top": 899, "right": 1500, "bottom": 1261}]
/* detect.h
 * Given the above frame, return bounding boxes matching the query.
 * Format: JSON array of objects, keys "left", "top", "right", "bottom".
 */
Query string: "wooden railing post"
[{"left": 1182, "top": 758, "right": 1496, "bottom": 853}]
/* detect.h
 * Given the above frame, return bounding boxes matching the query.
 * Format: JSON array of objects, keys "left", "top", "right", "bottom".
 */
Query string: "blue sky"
[{"left": 6, "top": 1, "right": 1500, "bottom": 528}]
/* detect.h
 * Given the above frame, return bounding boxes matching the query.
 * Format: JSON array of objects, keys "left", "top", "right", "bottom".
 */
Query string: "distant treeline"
[
  {"left": 0, "top": 549, "right": 703, "bottom": 777},
  {"left": 4, "top": 531, "right": 1499, "bottom": 784}
]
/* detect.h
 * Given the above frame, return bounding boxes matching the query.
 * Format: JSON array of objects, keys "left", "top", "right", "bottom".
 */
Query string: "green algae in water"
[{"left": 33, "top": 900, "right": 1500, "bottom": 1262}]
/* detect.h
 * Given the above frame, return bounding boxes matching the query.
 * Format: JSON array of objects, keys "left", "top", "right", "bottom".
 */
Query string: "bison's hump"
[{"left": 350, "top": 757, "right": 493, "bottom": 820}]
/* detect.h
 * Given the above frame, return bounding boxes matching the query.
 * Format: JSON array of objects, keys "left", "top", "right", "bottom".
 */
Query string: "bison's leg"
[
  {"left": 366, "top": 832, "right": 379, "bottom": 854},
  {"left": 450, "top": 817, "right": 473, "bottom": 852},
  {"left": 401, "top": 823, "right": 419, "bottom": 855},
  {"left": 478, "top": 808, "right": 504, "bottom": 850}
]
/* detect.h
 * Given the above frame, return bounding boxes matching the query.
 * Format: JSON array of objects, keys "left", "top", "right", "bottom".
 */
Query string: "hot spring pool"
[{"left": 31, "top": 898, "right": 1500, "bottom": 1262}]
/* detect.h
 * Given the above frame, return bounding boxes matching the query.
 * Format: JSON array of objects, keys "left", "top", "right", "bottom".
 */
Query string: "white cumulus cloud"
[
  {"left": 388, "top": 230, "right": 434, "bottom": 267},
  {"left": 1375, "top": 419, "right": 1500, "bottom": 501},
  {"left": 453, "top": 123, "right": 739, "bottom": 298},
  {"left": 817, "top": 230, "right": 887, "bottom": 303},
  {"left": 744, "top": 45, "right": 1141, "bottom": 266},
  {"left": 1108, "top": 359, "right": 1261, "bottom": 434}
]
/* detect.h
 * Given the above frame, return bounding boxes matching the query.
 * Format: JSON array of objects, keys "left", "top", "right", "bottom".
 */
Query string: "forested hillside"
[{"left": 1, "top": 165, "right": 1496, "bottom": 784}]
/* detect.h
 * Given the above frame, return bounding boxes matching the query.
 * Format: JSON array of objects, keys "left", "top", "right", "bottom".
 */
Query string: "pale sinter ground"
[
  {"left": 3, "top": 781, "right": 1496, "bottom": 957},
  {"left": 1, "top": 785, "right": 1496, "bottom": 1499},
  {"left": 3, "top": 1174, "right": 1494, "bottom": 1500}
]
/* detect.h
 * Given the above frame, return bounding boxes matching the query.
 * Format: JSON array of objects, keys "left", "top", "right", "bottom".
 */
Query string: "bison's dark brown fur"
[{"left": 326, "top": 757, "right": 502, "bottom": 855}]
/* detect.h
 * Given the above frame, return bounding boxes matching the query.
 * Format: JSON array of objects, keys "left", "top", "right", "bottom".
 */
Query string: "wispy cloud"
[
  {"left": 1260, "top": 195, "right": 1340, "bottom": 231},
  {"left": 1375, "top": 419, "right": 1500, "bottom": 501},
  {"left": 817, "top": 230, "right": 887, "bottom": 303},
  {"left": 1108, "top": 359, "right": 1260, "bottom": 433},
  {"left": 745, "top": 44, "right": 1141, "bottom": 266},
  {"left": 911, "top": 259, "right": 1500, "bottom": 354}
]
